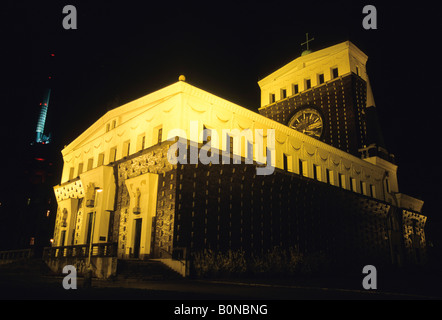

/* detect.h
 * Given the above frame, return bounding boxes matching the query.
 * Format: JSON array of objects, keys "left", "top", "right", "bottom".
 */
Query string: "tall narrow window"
[
  {"left": 313, "top": 164, "right": 321, "bottom": 181},
  {"left": 137, "top": 134, "right": 145, "bottom": 152},
  {"left": 363, "top": 182, "right": 368, "bottom": 195},
  {"left": 203, "top": 126, "right": 212, "bottom": 143},
  {"left": 123, "top": 140, "right": 130, "bottom": 157},
  {"left": 292, "top": 84, "right": 299, "bottom": 95},
  {"left": 283, "top": 154, "right": 293, "bottom": 172},
  {"left": 203, "top": 126, "right": 213, "bottom": 158},
  {"left": 327, "top": 169, "right": 334, "bottom": 185},
  {"left": 157, "top": 127, "right": 163, "bottom": 144},
  {"left": 339, "top": 173, "right": 346, "bottom": 189},
  {"left": 77, "top": 163, "right": 84, "bottom": 176},
  {"left": 350, "top": 178, "right": 357, "bottom": 192},
  {"left": 299, "top": 159, "right": 308, "bottom": 177},
  {"left": 305, "top": 79, "right": 311, "bottom": 90},
  {"left": 109, "top": 147, "right": 117, "bottom": 163},
  {"left": 332, "top": 67, "right": 339, "bottom": 79},
  {"left": 370, "top": 184, "right": 376, "bottom": 198},
  {"left": 87, "top": 158, "right": 94, "bottom": 171},
  {"left": 318, "top": 73, "right": 325, "bottom": 84},
  {"left": 97, "top": 153, "right": 104, "bottom": 166},
  {"left": 269, "top": 93, "right": 276, "bottom": 104},
  {"left": 69, "top": 167, "right": 74, "bottom": 180},
  {"left": 229, "top": 135, "right": 234, "bottom": 155},
  {"left": 360, "top": 181, "right": 367, "bottom": 195},
  {"left": 281, "top": 88, "right": 287, "bottom": 99}
]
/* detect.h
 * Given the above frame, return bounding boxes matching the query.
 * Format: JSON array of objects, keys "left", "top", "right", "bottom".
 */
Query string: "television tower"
[
  {"left": 34, "top": 53, "right": 55, "bottom": 145},
  {"left": 35, "top": 88, "right": 52, "bottom": 144}
]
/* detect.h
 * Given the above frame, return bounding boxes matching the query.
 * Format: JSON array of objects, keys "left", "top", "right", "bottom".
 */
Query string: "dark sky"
[{"left": 2, "top": 1, "right": 441, "bottom": 231}]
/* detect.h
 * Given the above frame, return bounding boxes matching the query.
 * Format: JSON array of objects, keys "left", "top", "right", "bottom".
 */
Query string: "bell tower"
[{"left": 258, "top": 40, "right": 392, "bottom": 161}]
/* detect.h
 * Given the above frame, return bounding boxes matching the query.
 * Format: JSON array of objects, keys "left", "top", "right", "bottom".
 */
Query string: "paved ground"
[
  {"left": 1, "top": 260, "right": 441, "bottom": 301},
  {"left": 1, "top": 270, "right": 441, "bottom": 300}
]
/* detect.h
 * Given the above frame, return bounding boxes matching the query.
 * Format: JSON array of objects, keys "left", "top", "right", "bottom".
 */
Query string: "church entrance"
[{"left": 133, "top": 218, "right": 142, "bottom": 259}]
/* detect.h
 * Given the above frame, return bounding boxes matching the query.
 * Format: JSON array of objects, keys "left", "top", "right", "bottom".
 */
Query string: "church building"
[{"left": 48, "top": 41, "right": 427, "bottom": 278}]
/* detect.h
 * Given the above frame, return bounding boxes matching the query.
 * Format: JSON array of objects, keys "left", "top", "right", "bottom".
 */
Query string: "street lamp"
[{"left": 85, "top": 187, "right": 102, "bottom": 287}]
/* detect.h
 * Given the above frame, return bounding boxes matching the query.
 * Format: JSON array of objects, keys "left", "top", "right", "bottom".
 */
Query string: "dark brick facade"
[
  {"left": 259, "top": 73, "right": 368, "bottom": 157},
  {"left": 111, "top": 141, "right": 426, "bottom": 269},
  {"left": 174, "top": 161, "right": 397, "bottom": 269}
]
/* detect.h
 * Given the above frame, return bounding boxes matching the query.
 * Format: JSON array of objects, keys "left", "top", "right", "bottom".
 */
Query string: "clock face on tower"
[{"left": 288, "top": 107, "right": 324, "bottom": 139}]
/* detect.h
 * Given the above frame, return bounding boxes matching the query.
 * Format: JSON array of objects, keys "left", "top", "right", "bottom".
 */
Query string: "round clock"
[{"left": 288, "top": 107, "right": 324, "bottom": 139}]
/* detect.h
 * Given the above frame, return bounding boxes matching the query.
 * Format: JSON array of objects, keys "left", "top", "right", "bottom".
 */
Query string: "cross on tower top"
[{"left": 301, "top": 33, "right": 315, "bottom": 53}]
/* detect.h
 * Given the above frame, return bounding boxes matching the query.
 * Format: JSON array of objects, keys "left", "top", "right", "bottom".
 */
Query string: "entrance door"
[{"left": 133, "top": 218, "right": 142, "bottom": 259}]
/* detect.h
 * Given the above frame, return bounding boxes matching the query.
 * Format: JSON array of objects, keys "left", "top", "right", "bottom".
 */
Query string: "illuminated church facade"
[{"left": 50, "top": 41, "right": 427, "bottom": 277}]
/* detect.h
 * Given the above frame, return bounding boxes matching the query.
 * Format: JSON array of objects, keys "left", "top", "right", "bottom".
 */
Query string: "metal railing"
[
  {"left": 43, "top": 242, "right": 117, "bottom": 259},
  {"left": 0, "top": 248, "right": 34, "bottom": 262}
]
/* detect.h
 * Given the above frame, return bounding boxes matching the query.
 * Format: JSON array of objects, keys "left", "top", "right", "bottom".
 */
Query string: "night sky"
[{"left": 2, "top": 1, "right": 441, "bottom": 247}]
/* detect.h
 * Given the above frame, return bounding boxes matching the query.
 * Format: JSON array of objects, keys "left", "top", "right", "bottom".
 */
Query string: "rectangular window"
[
  {"left": 318, "top": 73, "right": 325, "bottom": 84},
  {"left": 69, "top": 167, "right": 75, "bottom": 180},
  {"left": 350, "top": 178, "right": 357, "bottom": 192},
  {"left": 111, "top": 120, "right": 116, "bottom": 129},
  {"left": 326, "top": 169, "right": 334, "bottom": 185},
  {"left": 292, "top": 84, "right": 299, "bottom": 95},
  {"left": 156, "top": 126, "right": 163, "bottom": 144},
  {"left": 123, "top": 140, "right": 130, "bottom": 157},
  {"left": 283, "top": 154, "right": 293, "bottom": 172},
  {"left": 269, "top": 93, "right": 276, "bottom": 104},
  {"left": 332, "top": 67, "right": 339, "bottom": 79},
  {"left": 203, "top": 126, "right": 212, "bottom": 143},
  {"left": 281, "top": 88, "right": 287, "bottom": 99},
  {"left": 385, "top": 178, "right": 390, "bottom": 193},
  {"left": 87, "top": 158, "right": 94, "bottom": 171},
  {"left": 360, "top": 181, "right": 367, "bottom": 195},
  {"left": 109, "top": 147, "right": 117, "bottom": 163},
  {"left": 137, "top": 134, "right": 145, "bottom": 152},
  {"left": 77, "top": 163, "right": 84, "bottom": 176},
  {"left": 313, "top": 164, "right": 321, "bottom": 181},
  {"left": 97, "top": 153, "right": 104, "bottom": 166},
  {"left": 299, "top": 159, "right": 308, "bottom": 177},
  {"left": 339, "top": 173, "right": 346, "bottom": 189},
  {"left": 203, "top": 126, "right": 213, "bottom": 158},
  {"left": 229, "top": 135, "right": 234, "bottom": 155},
  {"left": 305, "top": 79, "right": 311, "bottom": 90},
  {"left": 370, "top": 184, "right": 376, "bottom": 198}
]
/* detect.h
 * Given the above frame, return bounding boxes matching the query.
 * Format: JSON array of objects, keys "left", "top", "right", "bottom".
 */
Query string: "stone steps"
[{"left": 116, "top": 259, "right": 183, "bottom": 281}]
